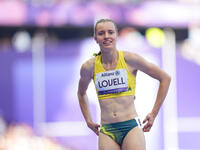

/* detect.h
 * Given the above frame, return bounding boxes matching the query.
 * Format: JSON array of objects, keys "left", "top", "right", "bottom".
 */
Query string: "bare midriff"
[{"left": 99, "top": 95, "right": 138, "bottom": 124}]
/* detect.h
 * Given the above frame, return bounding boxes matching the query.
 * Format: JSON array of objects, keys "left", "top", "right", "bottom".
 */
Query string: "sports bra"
[{"left": 93, "top": 51, "right": 136, "bottom": 100}]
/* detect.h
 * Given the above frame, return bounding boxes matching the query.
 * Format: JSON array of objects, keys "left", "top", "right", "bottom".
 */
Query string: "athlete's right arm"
[{"left": 77, "top": 59, "right": 100, "bottom": 135}]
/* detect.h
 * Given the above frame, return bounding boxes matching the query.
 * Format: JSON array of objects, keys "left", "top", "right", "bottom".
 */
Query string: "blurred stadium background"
[{"left": 0, "top": 0, "right": 200, "bottom": 150}]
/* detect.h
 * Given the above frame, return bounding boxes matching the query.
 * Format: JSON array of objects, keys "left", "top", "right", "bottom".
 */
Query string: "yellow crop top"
[{"left": 93, "top": 51, "right": 136, "bottom": 100}]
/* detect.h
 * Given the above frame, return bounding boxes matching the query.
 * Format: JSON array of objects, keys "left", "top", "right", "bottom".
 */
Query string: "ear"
[{"left": 94, "top": 36, "right": 98, "bottom": 43}]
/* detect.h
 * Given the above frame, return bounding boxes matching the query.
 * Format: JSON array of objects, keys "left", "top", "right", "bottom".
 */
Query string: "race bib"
[{"left": 95, "top": 69, "right": 128, "bottom": 95}]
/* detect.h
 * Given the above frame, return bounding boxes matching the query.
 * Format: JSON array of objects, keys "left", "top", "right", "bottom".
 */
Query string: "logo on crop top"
[
  {"left": 115, "top": 70, "right": 120, "bottom": 76},
  {"left": 101, "top": 70, "right": 120, "bottom": 77},
  {"left": 101, "top": 72, "right": 114, "bottom": 77}
]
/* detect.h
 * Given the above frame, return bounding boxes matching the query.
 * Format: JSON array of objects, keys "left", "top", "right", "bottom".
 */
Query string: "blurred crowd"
[
  {"left": 2, "top": 0, "right": 141, "bottom": 6},
  {"left": 1, "top": 0, "right": 199, "bottom": 5},
  {"left": 180, "top": 24, "right": 200, "bottom": 65},
  {"left": 0, "top": 116, "right": 70, "bottom": 150},
  {"left": 0, "top": 29, "right": 59, "bottom": 52},
  {"left": 1, "top": 25, "right": 200, "bottom": 66}
]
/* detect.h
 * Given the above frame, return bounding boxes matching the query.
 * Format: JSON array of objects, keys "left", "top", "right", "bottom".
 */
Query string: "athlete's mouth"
[{"left": 103, "top": 40, "right": 112, "bottom": 46}]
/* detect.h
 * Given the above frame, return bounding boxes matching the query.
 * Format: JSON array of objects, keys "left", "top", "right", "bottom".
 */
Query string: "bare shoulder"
[
  {"left": 122, "top": 50, "right": 155, "bottom": 71},
  {"left": 122, "top": 51, "right": 171, "bottom": 81},
  {"left": 80, "top": 57, "right": 95, "bottom": 78},
  {"left": 123, "top": 51, "right": 138, "bottom": 59},
  {"left": 122, "top": 51, "right": 142, "bottom": 65}
]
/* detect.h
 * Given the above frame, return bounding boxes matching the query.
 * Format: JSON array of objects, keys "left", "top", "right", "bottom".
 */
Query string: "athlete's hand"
[
  {"left": 142, "top": 113, "right": 156, "bottom": 132},
  {"left": 87, "top": 121, "right": 100, "bottom": 136}
]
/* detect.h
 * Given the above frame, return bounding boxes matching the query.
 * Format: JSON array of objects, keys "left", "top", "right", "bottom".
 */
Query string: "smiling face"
[{"left": 94, "top": 20, "right": 118, "bottom": 51}]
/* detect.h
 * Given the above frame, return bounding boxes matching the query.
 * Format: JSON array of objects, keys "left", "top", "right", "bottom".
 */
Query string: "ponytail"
[{"left": 93, "top": 51, "right": 101, "bottom": 57}]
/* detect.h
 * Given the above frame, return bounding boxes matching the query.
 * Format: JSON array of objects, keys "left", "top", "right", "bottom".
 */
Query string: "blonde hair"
[
  {"left": 93, "top": 19, "right": 118, "bottom": 56},
  {"left": 94, "top": 18, "right": 118, "bottom": 36}
]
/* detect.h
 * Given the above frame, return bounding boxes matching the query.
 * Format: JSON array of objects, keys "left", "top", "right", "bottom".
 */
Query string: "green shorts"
[{"left": 100, "top": 118, "right": 142, "bottom": 146}]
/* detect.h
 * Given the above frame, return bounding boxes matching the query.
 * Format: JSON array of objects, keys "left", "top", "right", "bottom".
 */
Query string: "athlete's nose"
[{"left": 104, "top": 32, "right": 109, "bottom": 38}]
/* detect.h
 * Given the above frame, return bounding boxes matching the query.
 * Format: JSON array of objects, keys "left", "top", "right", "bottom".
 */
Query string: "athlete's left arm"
[{"left": 124, "top": 51, "right": 171, "bottom": 132}]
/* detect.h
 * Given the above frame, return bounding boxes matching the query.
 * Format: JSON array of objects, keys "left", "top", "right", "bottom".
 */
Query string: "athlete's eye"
[
  {"left": 98, "top": 31, "right": 104, "bottom": 36},
  {"left": 108, "top": 31, "right": 114, "bottom": 34}
]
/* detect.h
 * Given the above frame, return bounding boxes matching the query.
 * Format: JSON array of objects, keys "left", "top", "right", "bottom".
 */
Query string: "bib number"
[{"left": 95, "top": 69, "right": 128, "bottom": 95}]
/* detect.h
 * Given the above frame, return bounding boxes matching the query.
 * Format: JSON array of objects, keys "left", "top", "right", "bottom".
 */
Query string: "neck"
[{"left": 101, "top": 49, "right": 118, "bottom": 64}]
